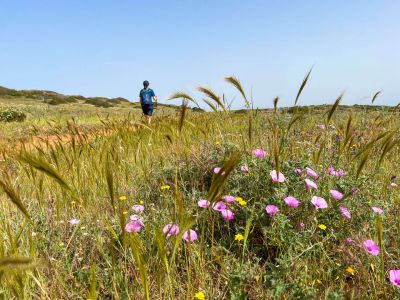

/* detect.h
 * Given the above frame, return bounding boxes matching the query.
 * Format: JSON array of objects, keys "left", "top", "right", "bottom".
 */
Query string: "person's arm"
[
  {"left": 139, "top": 91, "right": 143, "bottom": 106},
  {"left": 151, "top": 90, "right": 157, "bottom": 104}
]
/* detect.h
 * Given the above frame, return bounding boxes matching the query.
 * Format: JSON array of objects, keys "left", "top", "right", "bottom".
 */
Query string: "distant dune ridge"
[{"left": 0, "top": 85, "right": 131, "bottom": 107}]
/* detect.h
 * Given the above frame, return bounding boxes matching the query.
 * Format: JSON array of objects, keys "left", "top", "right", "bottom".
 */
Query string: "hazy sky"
[{"left": 1, "top": 0, "right": 399, "bottom": 108}]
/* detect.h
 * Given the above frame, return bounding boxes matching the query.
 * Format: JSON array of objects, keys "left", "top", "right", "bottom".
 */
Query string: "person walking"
[{"left": 139, "top": 80, "right": 157, "bottom": 124}]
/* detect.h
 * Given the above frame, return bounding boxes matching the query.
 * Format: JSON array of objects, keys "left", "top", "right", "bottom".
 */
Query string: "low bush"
[
  {"left": 85, "top": 98, "right": 114, "bottom": 108},
  {"left": 0, "top": 108, "right": 27, "bottom": 122}
]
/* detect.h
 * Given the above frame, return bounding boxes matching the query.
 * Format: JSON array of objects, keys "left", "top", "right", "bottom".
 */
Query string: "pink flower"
[
  {"left": 311, "top": 196, "right": 328, "bottom": 209},
  {"left": 240, "top": 165, "right": 249, "bottom": 172},
  {"left": 284, "top": 196, "right": 300, "bottom": 207},
  {"left": 339, "top": 206, "right": 352, "bottom": 219},
  {"left": 305, "top": 179, "right": 318, "bottom": 190},
  {"left": 330, "top": 190, "right": 344, "bottom": 200},
  {"left": 252, "top": 148, "right": 267, "bottom": 158},
  {"left": 317, "top": 124, "right": 326, "bottom": 130},
  {"left": 222, "top": 195, "right": 235, "bottom": 203},
  {"left": 389, "top": 269, "right": 400, "bottom": 288},
  {"left": 213, "top": 167, "right": 225, "bottom": 175},
  {"left": 390, "top": 182, "right": 398, "bottom": 187},
  {"left": 132, "top": 205, "right": 144, "bottom": 212},
  {"left": 220, "top": 209, "right": 235, "bottom": 221},
  {"left": 182, "top": 229, "right": 198, "bottom": 242},
  {"left": 299, "top": 222, "right": 305, "bottom": 230},
  {"left": 305, "top": 167, "right": 319, "bottom": 179},
  {"left": 346, "top": 237, "right": 353, "bottom": 243},
  {"left": 294, "top": 168, "right": 303, "bottom": 175},
  {"left": 328, "top": 167, "right": 345, "bottom": 177},
  {"left": 363, "top": 240, "right": 380, "bottom": 256},
  {"left": 328, "top": 166, "right": 336, "bottom": 176},
  {"left": 125, "top": 219, "right": 144, "bottom": 233},
  {"left": 163, "top": 224, "right": 180, "bottom": 236},
  {"left": 270, "top": 170, "right": 285, "bottom": 183},
  {"left": 68, "top": 218, "right": 80, "bottom": 226},
  {"left": 212, "top": 201, "right": 227, "bottom": 212},
  {"left": 372, "top": 207, "right": 384, "bottom": 215},
  {"left": 198, "top": 199, "right": 210, "bottom": 208},
  {"left": 265, "top": 205, "right": 279, "bottom": 216}
]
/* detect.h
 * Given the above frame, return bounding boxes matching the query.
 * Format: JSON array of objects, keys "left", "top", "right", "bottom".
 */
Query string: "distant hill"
[{"left": 0, "top": 85, "right": 131, "bottom": 107}]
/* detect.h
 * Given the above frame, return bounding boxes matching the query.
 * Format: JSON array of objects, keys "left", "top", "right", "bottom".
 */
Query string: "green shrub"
[
  {"left": 85, "top": 98, "right": 114, "bottom": 108},
  {"left": 0, "top": 109, "right": 27, "bottom": 122},
  {"left": 46, "top": 97, "right": 78, "bottom": 105}
]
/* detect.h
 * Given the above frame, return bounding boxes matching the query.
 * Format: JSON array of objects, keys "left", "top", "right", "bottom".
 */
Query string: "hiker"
[{"left": 139, "top": 80, "right": 157, "bottom": 124}]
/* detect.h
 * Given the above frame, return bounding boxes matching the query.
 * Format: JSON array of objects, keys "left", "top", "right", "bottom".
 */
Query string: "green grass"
[{"left": 0, "top": 89, "right": 399, "bottom": 298}]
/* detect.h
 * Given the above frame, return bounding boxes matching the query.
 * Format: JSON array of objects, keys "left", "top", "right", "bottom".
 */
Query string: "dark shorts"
[{"left": 141, "top": 104, "right": 154, "bottom": 116}]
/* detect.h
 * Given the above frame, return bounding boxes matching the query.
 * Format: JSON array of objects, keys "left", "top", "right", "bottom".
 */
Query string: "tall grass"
[{"left": 0, "top": 79, "right": 399, "bottom": 298}]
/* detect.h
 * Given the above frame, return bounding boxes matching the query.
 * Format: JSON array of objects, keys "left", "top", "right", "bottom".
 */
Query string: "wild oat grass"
[{"left": 0, "top": 79, "right": 399, "bottom": 299}]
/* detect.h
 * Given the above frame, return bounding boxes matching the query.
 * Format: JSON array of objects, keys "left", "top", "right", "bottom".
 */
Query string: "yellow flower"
[
  {"left": 255, "top": 275, "right": 260, "bottom": 283},
  {"left": 235, "top": 197, "right": 247, "bottom": 206},
  {"left": 123, "top": 211, "right": 128, "bottom": 215},
  {"left": 346, "top": 267, "right": 355, "bottom": 276},
  {"left": 161, "top": 185, "right": 170, "bottom": 190},
  {"left": 119, "top": 196, "right": 127, "bottom": 201},
  {"left": 235, "top": 233, "right": 244, "bottom": 242},
  {"left": 316, "top": 279, "right": 322, "bottom": 284},
  {"left": 318, "top": 224, "right": 327, "bottom": 230},
  {"left": 139, "top": 200, "right": 144, "bottom": 205},
  {"left": 59, "top": 242, "right": 64, "bottom": 247},
  {"left": 70, "top": 201, "right": 76, "bottom": 205},
  {"left": 215, "top": 141, "right": 220, "bottom": 145},
  {"left": 194, "top": 291, "right": 205, "bottom": 300}
]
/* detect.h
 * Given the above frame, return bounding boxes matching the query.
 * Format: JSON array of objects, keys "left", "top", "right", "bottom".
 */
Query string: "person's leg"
[
  {"left": 142, "top": 104, "right": 151, "bottom": 124},
  {"left": 147, "top": 105, "right": 154, "bottom": 124}
]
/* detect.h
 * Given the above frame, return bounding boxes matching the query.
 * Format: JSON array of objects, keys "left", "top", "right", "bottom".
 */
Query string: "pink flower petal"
[
  {"left": 389, "top": 269, "right": 400, "bottom": 288},
  {"left": 372, "top": 207, "right": 384, "bottom": 215},
  {"left": 213, "top": 167, "right": 225, "bottom": 175},
  {"left": 284, "top": 196, "right": 300, "bottom": 207},
  {"left": 125, "top": 220, "right": 144, "bottom": 233},
  {"left": 265, "top": 205, "right": 279, "bottom": 216},
  {"left": 220, "top": 209, "right": 235, "bottom": 221},
  {"left": 305, "top": 179, "right": 318, "bottom": 190},
  {"left": 212, "top": 201, "right": 227, "bottom": 212},
  {"left": 363, "top": 240, "right": 380, "bottom": 256},
  {"left": 311, "top": 196, "right": 328, "bottom": 209},
  {"left": 252, "top": 148, "right": 267, "bottom": 158},
  {"left": 222, "top": 195, "right": 235, "bottom": 203},
  {"left": 305, "top": 167, "right": 319, "bottom": 179},
  {"left": 182, "top": 229, "right": 198, "bottom": 242},
  {"left": 163, "top": 223, "right": 180, "bottom": 236},
  {"left": 270, "top": 170, "right": 285, "bottom": 183},
  {"left": 330, "top": 190, "right": 344, "bottom": 200},
  {"left": 240, "top": 165, "right": 249, "bottom": 172},
  {"left": 339, "top": 205, "right": 352, "bottom": 219},
  {"left": 198, "top": 199, "right": 210, "bottom": 208}
]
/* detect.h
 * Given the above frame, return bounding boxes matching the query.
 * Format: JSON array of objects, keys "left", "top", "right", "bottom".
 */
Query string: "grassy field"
[
  {"left": 0, "top": 82, "right": 400, "bottom": 299},
  {"left": 0, "top": 90, "right": 179, "bottom": 151}
]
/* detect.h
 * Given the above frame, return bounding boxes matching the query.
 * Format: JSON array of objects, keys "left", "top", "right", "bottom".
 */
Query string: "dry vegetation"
[{"left": 0, "top": 78, "right": 399, "bottom": 299}]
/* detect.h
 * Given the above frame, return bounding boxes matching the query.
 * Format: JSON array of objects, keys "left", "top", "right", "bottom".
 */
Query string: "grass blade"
[{"left": 294, "top": 67, "right": 312, "bottom": 106}]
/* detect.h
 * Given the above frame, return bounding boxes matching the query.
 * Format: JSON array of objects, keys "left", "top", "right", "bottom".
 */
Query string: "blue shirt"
[{"left": 139, "top": 88, "right": 155, "bottom": 105}]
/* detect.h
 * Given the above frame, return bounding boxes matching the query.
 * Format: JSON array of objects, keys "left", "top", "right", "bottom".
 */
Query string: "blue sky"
[{"left": 1, "top": 0, "right": 399, "bottom": 108}]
